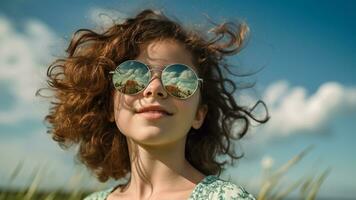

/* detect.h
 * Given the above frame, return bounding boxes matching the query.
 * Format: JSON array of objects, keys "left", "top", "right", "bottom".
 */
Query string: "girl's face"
[{"left": 113, "top": 39, "right": 208, "bottom": 146}]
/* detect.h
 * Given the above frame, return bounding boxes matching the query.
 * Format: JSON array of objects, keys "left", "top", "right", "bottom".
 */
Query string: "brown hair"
[{"left": 37, "top": 9, "right": 269, "bottom": 183}]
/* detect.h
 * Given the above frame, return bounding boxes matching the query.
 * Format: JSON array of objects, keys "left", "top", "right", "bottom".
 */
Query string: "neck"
[{"left": 121, "top": 136, "right": 205, "bottom": 199}]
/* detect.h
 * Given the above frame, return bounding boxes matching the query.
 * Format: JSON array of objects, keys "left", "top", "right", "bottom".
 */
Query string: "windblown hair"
[{"left": 37, "top": 9, "right": 269, "bottom": 183}]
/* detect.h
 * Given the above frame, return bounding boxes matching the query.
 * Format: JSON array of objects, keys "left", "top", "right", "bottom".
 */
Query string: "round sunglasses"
[{"left": 109, "top": 60, "right": 203, "bottom": 99}]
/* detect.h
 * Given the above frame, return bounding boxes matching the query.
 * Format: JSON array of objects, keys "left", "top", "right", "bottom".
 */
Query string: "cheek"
[
  {"left": 113, "top": 92, "right": 136, "bottom": 113},
  {"left": 113, "top": 93, "right": 137, "bottom": 131},
  {"left": 176, "top": 95, "right": 200, "bottom": 120}
]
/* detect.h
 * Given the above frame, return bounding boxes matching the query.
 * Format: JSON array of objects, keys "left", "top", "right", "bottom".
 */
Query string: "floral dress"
[{"left": 84, "top": 175, "right": 256, "bottom": 200}]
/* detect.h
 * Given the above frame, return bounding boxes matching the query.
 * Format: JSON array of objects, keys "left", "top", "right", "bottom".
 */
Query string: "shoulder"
[
  {"left": 189, "top": 175, "right": 256, "bottom": 200},
  {"left": 83, "top": 188, "right": 113, "bottom": 200}
]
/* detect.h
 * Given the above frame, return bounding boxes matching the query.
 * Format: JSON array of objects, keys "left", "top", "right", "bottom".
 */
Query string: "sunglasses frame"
[{"left": 109, "top": 60, "right": 203, "bottom": 99}]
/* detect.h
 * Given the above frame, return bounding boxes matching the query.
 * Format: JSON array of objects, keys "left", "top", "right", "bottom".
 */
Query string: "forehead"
[{"left": 136, "top": 39, "right": 195, "bottom": 69}]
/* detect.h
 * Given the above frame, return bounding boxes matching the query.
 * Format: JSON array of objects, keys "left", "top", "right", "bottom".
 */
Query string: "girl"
[{"left": 39, "top": 9, "right": 269, "bottom": 200}]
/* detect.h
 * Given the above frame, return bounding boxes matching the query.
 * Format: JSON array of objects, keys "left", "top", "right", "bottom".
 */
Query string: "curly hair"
[{"left": 37, "top": 9, "right": 269, "bottom": 183}]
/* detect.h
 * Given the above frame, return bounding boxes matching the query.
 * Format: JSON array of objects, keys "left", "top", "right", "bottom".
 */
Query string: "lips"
[{"left": 136, "top": 105, "right": 173, "bottom": 116}]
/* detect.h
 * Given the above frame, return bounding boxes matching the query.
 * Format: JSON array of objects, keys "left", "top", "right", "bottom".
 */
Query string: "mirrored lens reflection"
[
  {"left": 162, "top": 64, "right": 198, "bottom": 99},
  {"left": 112, "top": 61, "right": 199, "bottom": 99},
  {"left": 112, "top": 61, "right": 150, "bottom": 94}
]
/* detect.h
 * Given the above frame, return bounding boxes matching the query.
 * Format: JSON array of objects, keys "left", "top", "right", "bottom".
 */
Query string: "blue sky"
[{"left": 1, "top": 0, "right": 355, "bottom": 198}]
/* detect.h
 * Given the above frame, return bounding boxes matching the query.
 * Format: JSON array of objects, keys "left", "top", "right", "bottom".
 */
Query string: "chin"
[
  {"left": 133, "top": 133, "right": 184, "bottom": 147},
  {"left": 130, "top": 129, "right": 168, "bottom": 144}
]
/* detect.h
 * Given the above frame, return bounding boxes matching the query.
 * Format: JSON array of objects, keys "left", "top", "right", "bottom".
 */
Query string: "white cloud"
[
  {"left": 0, "top": 15, "right": 116, "bottom": 191},
  {"left": 0, "top": 15, "right": 62, "bottom": 124},
  {"left": 87, "top": 7, "right": 128, "bottom": 31},
  {"left": 251, "top": 80, "right": 356, "bottom": 141}
]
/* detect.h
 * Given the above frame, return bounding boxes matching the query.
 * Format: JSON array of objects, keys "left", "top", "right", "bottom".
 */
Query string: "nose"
[{"left": 142, "top": 72, "right": 168, "bottom": 99}]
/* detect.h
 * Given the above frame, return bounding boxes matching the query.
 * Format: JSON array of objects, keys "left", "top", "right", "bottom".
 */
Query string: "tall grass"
[
  {"left": 0, "top": 161, "right": 100, "bottom": 200},
  {"left": 257, "top": 145, "right": 331, "bottom": 200},
  {"left": 0, "top": 146, "right": 329, "bottom": 200}
]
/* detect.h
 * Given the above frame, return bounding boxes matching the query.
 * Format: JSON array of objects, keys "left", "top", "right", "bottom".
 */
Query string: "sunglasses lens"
[
  {"left": 112, "top": 61, "right": 200, "bottom": 99},
  {"left": 162, "top": 64, "right": 199, "bottom": 99},
  {"left": 112, "top": 60, "right": 150, "bottom": 94}
]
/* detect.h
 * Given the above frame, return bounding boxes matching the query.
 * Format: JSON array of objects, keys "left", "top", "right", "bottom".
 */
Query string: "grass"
[
  {"left": 0, "top": 145, "right": 329, "bottom": 200},
  {"left": 0, "top": 161, "right": 98, "bottom": 200},
  {"left": 257, "top": 145, "right": 331, "bottom": 200}
]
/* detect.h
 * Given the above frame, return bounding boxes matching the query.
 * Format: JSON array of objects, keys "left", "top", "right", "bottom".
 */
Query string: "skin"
[{"left": 108, "top": 39, "right": 208, "bottom": 200}]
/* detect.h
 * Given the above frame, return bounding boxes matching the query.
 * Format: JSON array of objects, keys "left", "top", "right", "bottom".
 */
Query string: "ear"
[{"left": 192, "top": 104, "right": 208, "bottom": 129}]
